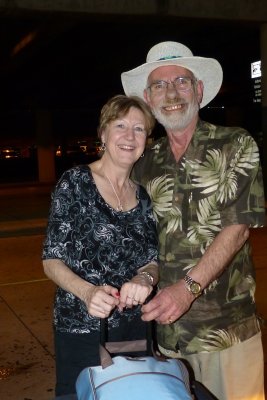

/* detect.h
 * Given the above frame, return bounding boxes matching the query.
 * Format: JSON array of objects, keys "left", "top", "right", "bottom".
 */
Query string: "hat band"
[{"left": 157, "top": 55, "right": 181, "bottom": 61}]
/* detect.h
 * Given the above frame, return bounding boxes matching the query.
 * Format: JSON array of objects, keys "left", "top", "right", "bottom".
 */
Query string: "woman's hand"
[
  {"left": 118, "top": 275, "right": 153, "bottom": 311},
  {"left": 83, "top": 285, "right": 120, "bottom": 318}
]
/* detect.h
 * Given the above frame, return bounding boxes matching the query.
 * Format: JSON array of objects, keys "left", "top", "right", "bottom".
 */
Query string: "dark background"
[{"left": 0, "top": 10, "right": 262, "bottom": 180}]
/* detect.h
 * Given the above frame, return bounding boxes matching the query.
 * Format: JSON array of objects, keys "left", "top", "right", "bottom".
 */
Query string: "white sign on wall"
[
  {"left": 251, "top": 61, "right": 261, "bottom": 78},
  {"left": 251, "top": 61, "right": 261, "bottom": 103}
]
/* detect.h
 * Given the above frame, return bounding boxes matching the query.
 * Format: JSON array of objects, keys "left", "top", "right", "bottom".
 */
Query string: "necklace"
[{"left": 105, "top": 174, "right": 131, "bottom": 212}]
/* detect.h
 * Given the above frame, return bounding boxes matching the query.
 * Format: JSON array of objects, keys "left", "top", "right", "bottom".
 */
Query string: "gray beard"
[{"left": 151, "top": 101, "right": 199, "bottom": 131}]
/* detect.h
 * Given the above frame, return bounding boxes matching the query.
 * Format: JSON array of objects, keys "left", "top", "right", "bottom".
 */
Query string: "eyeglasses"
[{"left": 147, "top": 76, "right": 196, "bottom": 95}]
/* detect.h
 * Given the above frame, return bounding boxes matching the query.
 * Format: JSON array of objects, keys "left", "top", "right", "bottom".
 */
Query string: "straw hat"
[{"left": 121, "top": 41, "right": 223, "bottom": 108}]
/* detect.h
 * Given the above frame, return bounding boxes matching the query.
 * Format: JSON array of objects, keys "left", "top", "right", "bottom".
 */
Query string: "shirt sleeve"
[{"left": 218, "top": 132, "right": 266, "bottom": 228}]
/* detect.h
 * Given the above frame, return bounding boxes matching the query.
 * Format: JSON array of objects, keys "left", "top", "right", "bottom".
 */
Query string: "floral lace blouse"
[{"left": 42, "top": 165, "right": 158, "bottom": 334}]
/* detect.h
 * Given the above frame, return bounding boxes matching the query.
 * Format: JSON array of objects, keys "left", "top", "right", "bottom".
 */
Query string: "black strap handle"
[
  {"left": 100, "top": 317, "right": 149, "bottom": 353},
  {"left": 99, "top": 318, "right": 165, "bottom": 369},
  {"left": 100, "top": 317, "right": 107, "bottom": 347}
]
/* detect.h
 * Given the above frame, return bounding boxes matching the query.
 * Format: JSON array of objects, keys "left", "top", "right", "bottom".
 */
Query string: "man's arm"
[{"left": 141, "top": 223, "right": 249, "bottom": 324}]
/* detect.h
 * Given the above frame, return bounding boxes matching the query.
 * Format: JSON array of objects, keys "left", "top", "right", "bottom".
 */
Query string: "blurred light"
[{"left": 12, "top": 31, "right": 37, "bottom": 56}]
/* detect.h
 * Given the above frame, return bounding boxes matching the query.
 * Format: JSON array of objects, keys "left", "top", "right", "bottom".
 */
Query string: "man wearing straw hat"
[{"left": 121, "top": 41, "right": 266, "bottom": 400}]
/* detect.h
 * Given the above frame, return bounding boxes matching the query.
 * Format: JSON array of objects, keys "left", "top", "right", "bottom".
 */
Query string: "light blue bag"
[{"left": 76, "top": 343, "right": 193, "bottom": 400}]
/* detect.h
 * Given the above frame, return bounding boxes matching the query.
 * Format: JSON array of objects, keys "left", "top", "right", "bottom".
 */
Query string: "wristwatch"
[
  {"left": 138, "top": 271, "right": 154, "bottom": 286},
  {"left": 184, "top": 274, "right": 202, "bottom": 297}
]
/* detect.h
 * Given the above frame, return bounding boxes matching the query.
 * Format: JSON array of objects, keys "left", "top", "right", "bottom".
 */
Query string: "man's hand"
[{"left": 141, "top": 280, "right": 194, "bottom": 324}]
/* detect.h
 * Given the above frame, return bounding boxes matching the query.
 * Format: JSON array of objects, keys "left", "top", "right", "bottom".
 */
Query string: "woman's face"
[{"left": 101, "top": 106, "right": 148, "bottom": 167}]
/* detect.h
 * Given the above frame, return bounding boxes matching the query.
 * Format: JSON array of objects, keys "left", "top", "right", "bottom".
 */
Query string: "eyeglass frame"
[{"left": 146, "top": 76, "right": 197, "bottom": 95}]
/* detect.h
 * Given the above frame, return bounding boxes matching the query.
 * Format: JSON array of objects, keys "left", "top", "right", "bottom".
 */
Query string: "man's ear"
[{"left": 197, "top": 80, "right": 204, "bottom": 105}]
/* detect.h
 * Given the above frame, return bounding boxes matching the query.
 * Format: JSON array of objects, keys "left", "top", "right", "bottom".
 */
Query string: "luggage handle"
[
  {"left": 100, "top": 317, "right": 151, "bottom": 350},
  {"left": 99, "top": 342, "right": 166, "bottom": 369},
  {"left": 99, "top": 318, "right": 165, "bottom": 369},
  {"left": 104, "top": 339, "right": 147, "bottom": 354}
]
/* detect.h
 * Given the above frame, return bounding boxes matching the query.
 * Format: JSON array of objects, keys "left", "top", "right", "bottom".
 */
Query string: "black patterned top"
[{"left": 42, "top": 165, "right": 158, "bottom": 334}]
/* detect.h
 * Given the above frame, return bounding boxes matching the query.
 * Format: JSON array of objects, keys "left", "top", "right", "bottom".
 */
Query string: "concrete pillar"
[{"left": 35, "top": 109, "right": 56, "bottom": 183}]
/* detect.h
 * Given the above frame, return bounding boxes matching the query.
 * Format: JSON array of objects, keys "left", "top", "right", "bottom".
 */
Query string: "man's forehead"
[{"left": 148, "top": 65, "right": 194, "bottom": 80}]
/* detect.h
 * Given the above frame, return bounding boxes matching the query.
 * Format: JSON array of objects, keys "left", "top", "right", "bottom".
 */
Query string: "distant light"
[
  {"left": 251, "top": 61, "right": 261, "bottom": 79},
  {"left": 207, "top": 106, "right": 225, "bottom": 109},
  {"left": 12, "top": 31, "right": 37, "bottom": 56}
]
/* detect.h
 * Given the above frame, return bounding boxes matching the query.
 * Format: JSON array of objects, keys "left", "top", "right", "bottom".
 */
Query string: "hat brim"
[{"left": 121, "top": 57, "right": 223, "bottom": 108}]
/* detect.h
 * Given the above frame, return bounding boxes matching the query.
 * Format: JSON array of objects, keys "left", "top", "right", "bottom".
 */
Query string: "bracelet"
[{"left": 138, "top": 271, "right": 154, "bottom": 286}]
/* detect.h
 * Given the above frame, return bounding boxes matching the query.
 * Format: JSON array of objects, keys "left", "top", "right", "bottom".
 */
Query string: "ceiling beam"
[{"left": 0, "top": 0, "right": 266, "bottom": 23}]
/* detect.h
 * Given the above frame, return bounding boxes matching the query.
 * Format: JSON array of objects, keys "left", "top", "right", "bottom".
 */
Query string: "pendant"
[
  {"left": 116, "top": 204, "right": 123, "bottom": 212},
  {"left": 104, "top": 173, "right": 125, "bottom": 212}
]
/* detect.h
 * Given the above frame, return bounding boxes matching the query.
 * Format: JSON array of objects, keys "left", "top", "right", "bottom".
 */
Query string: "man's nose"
[{"left": 165, "top": 82, "right": 178, "bottom": 98}]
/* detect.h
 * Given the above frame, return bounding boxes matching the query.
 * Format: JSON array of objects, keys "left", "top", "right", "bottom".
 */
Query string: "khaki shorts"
[{"left": 159, "top": 332, "right": 265, "bottom": 400}]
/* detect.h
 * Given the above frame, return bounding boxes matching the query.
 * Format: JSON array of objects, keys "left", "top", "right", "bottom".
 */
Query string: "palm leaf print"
[
  {"left": 188, "top": 150, "right": 226, "bottom": 193},
  {"left": 187, "top": 196, "right": 220, "bottom": 245},
  {"left": 146, "top": 175, "right": 174, "bottom": 221},
  {"left": 188, "top": 150, "right": 238, "bottom": 203},
  {"left": 166, "top": 206, "right": 182, "bottom": 233},
  {"left": 189, "top": 136, "right": 259, "bottom": 205},
  {"left": 199, "top": 329, "right": 241, "bottom": 351},
  {"left": 196, "top": 197, "right": 221, "bottom": 230},
  {"left": 234, "top": 136, "right": 259, "bottom": 176}
]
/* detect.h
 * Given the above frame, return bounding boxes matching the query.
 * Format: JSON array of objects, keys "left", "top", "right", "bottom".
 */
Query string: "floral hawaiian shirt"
[
  {"left": 42, "top": 165, "right": 158, "bottom": 334},
  {"left": 132, "top": 119, "right": 266, "bottom": 355}
]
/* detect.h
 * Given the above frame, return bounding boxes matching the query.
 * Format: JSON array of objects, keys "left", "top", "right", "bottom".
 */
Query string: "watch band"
[
  {"left": 184, "top": 274, "right": 202, "bottom": 297},
  {"left": 138, "top": 271, "right": 154, "bottom": 286}
]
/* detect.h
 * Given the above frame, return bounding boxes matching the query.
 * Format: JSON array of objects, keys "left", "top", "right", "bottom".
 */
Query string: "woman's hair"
[{"left": 97, "top": 94, "right": 155, "bottom": 139}]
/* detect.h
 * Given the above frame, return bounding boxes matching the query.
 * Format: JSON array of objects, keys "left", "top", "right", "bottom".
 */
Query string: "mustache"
[{"left": 161, "top": 98, "right": 187, "bottom": 106}]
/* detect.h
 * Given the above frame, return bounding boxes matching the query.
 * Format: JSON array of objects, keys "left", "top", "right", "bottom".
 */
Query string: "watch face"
[{"left": 190, "top": 282, "right": 201, "bottom": 294}]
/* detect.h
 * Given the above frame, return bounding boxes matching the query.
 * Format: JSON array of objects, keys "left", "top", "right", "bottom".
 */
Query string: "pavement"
[
  {"left": 0, "top": 182, "right": 266, "bottom": 399},
  {"left": 0, "top": 183, "right": 56, "bottom": 400}
]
